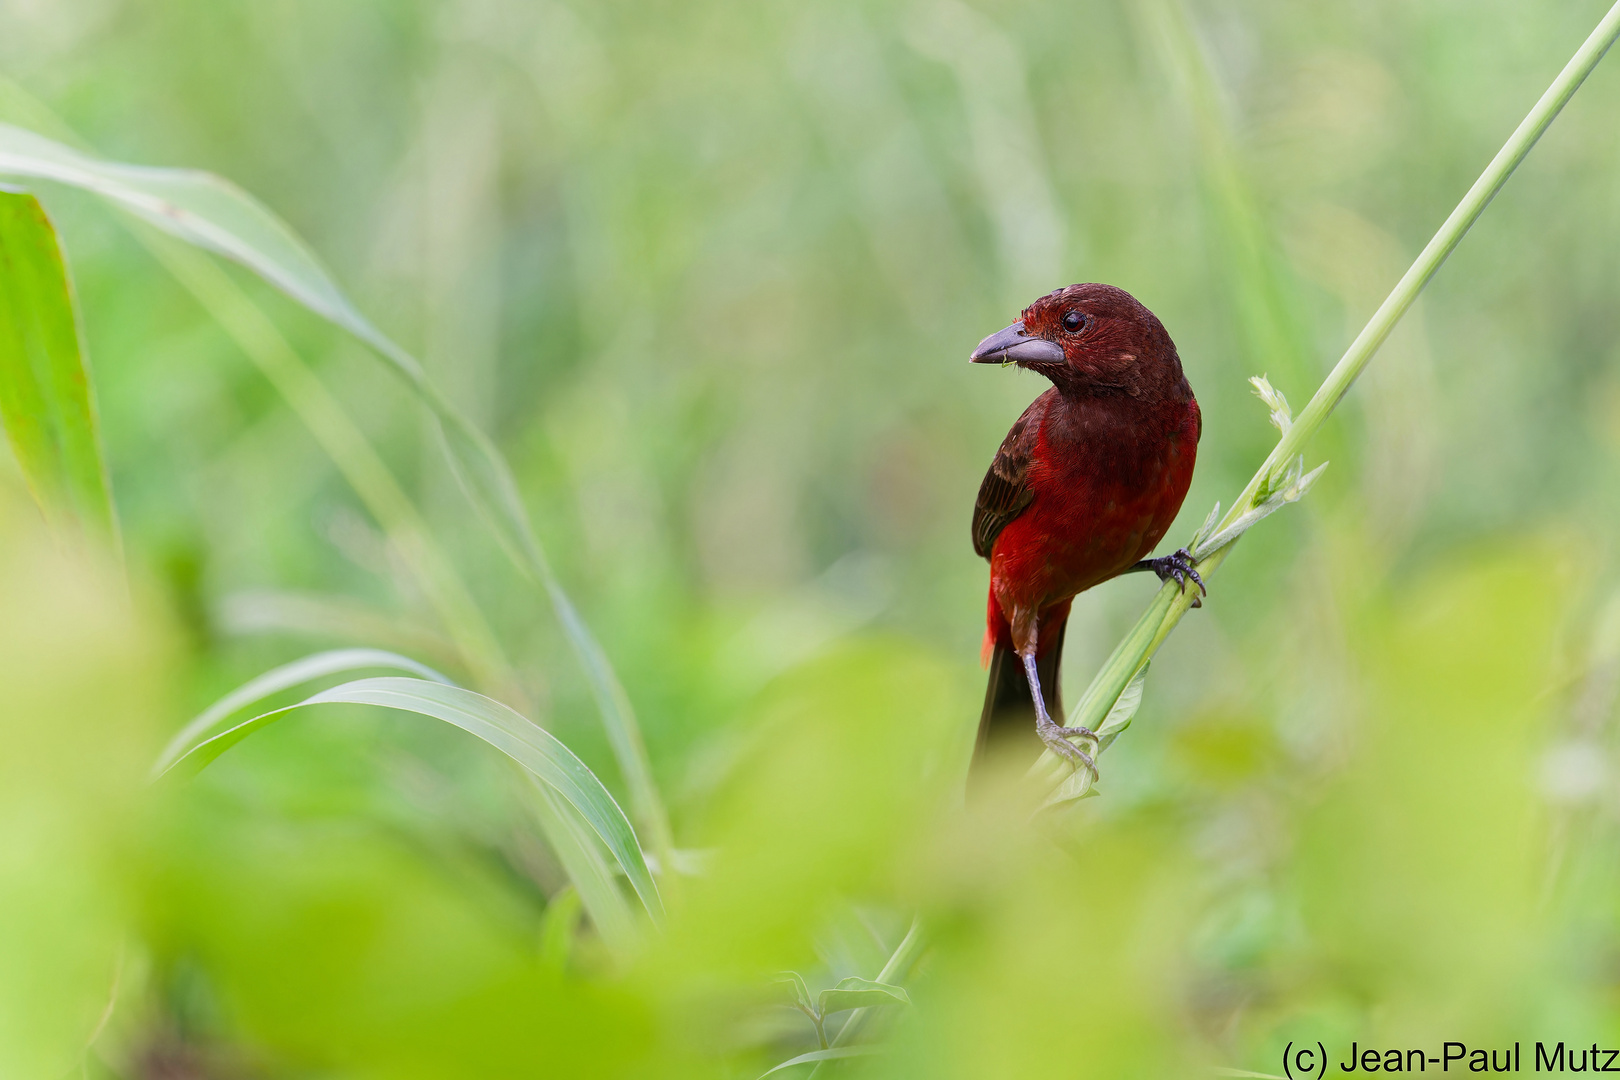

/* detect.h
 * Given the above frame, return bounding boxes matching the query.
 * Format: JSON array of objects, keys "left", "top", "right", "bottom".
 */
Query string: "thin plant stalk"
[
  {"left": 1034, "top": 0, "right": 1620, "bottom": 788},
  {"left": 806, "top": 917, "right": 926, "bottom": 1077}
]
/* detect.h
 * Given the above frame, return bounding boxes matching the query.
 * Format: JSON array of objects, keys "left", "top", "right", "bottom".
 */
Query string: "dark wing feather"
[{"left": 971, "top": 400, "right": 1042, "bottom": 559}]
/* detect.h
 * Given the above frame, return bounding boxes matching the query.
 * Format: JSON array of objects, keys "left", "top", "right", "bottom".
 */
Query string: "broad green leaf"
[
  {"left": 0, "top": 190, "right": 115, "bottom": 546},
  {"left": 758, "top": 1046, "right": 881, "bottom": 1078},
  {"left": 816, "top": 976, "right": 911, "bottom": 1015},
  {"left": 0, "top": 122, "right": 672, "bottom": 868},
  {"left": 775, "top": 971, "right": 814, "bottom": 1013},
  {"left": 157, "top": 676, "right": 662, "bottom": 922}
]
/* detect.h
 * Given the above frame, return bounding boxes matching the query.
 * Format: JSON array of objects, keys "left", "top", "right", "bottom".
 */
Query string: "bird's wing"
[{"left": 972, "top": 400, "right": 1042, "bottom": 559}]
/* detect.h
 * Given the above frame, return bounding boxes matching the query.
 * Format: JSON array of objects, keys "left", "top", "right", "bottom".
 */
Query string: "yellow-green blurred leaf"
[
  {"left": 816, "top": 976, "right": 910, "bottom": 1015},
  {"left": 775, "top": 970, "right": 814, "bottom": 1013}
]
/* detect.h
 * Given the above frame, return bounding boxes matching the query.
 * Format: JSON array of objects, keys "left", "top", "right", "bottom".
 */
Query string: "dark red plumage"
[{"left": 968, "top": 283, "right": 1200, "bottom": 780}]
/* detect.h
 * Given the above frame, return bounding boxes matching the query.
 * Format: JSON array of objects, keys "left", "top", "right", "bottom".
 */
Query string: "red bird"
[{"left": 969, "top": 283, "right": 1201, "bottom": 781}]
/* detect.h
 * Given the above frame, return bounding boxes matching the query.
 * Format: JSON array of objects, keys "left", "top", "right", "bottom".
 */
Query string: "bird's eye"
[{"left": 1062, "top": 311, "right": 1085, "bottom": 333}]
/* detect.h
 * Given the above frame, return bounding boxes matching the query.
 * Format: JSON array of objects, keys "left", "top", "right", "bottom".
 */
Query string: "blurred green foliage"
[{"left": 2, "top": 0, "right": 1620, "bottom": 1075}]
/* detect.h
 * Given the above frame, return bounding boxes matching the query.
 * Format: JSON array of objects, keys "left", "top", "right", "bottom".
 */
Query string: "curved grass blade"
[
  {"left": 759, "top": 1047, "right": 881, "bottom": 1078},
  {"left": 0, "top": 124, "right": 388, "bottom": 362},
  {"left": 150, "top": 648, "right": 449, "bottom": 779},
  {"left": 526, "top": 777, "right": 639, "bottom": 954},
  {"left": 0, "top": 190, "right": 116, "bottom": 549},
  {"left": 0, "top": 121, "right": 673, "bottom": 867},
  {"left": 158, "top": 676, "right": 663, "bottom": 923}
]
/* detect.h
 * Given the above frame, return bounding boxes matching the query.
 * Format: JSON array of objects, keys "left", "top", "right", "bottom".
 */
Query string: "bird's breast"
[{"left": 991, "top": 400, "right": 1197, "bottom": 611}]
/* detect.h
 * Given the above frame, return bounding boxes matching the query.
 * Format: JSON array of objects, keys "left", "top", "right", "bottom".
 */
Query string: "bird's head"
[{"left": 969, "top": 283, "right": 1181, "bottom": 397}]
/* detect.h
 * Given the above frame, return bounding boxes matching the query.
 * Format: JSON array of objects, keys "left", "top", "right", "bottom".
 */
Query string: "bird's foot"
[
  {"left": 1135, "top": 548, "right": 1206, "bottom": 608},
  {"left": 1037, "top": 715, "right": 1099, "bottom": 779}
]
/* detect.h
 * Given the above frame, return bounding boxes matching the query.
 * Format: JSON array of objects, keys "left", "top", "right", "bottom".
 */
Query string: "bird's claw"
[
  {"left": 1144, "top": 548, "right": 1205, "bottom": 608},
  {"left": 1037, "top": 717, "right": 1099, "bottom": 779}
]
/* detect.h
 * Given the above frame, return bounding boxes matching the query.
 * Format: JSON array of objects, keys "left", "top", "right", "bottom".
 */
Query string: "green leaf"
[
  {"left": 150, "top": 648, "right": 449, "bottom": 779},
  {"left": 157, "top": 676, "right": 663, "bottom": 923},
  {"left": 816, "top": 976, "right": 911, "bottom": 1015},
  {"left": 775, "top": 971, "right": 814, "bottom": 1013},
  {"left": 757, "top": 1046, "right": 881, "bottom": 1078},
  {"left": 0, "top": 121, "right": 674, "bottom": 872},
  {"left": 0, "top": 189, "right": 115, "bottom": 547}
]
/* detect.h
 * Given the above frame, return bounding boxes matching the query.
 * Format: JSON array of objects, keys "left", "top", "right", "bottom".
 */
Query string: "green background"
[{"left": 2, "top": 0, "right": 1619, "bottom": 1075}]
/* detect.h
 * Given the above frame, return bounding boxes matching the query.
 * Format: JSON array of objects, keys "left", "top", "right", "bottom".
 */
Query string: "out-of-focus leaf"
[
  {"left": 758, "top": 1046, "right": 881, "bottom": 1078},
  {"left": 537, "top": 884, "right": 582, "bottom": 973},
  {"left": 0, "top": 190, "right": 115, "bottom": 547},
  {"left": 775, "top": 970, "right": 814, "bottom": 1013},
  {"left": 157, "top": 676, "right": 663, "bottom": 922},
  {"left": 150, "top": 648, "right": 449, "bottom": 778},
  {"left": 816, "top": 976, "right": 911, "bottom": 1014},
  {"left": 0, "top": 511, "right": 159, "bottom": 1077},
  {"left": 0, "top": 122, "right": 673, "bottom": 870}
]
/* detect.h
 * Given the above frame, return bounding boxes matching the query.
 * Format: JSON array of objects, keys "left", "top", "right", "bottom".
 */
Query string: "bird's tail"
[{"left": 969, "top": 616, "right": 1066, "bottom": 790}]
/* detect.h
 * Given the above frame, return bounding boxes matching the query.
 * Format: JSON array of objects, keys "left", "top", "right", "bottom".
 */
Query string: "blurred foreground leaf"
[
  {"left": 0, "top": 189, "right": 115, "bottom": 548},
  {"left": 0, "top": 501, "right": 162, "bottom": 1076}
]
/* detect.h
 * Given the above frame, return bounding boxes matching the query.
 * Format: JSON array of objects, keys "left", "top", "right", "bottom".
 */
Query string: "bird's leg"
[
  {"left": 1021, "top": 650, "right": 1098, "bottom": 779},
  {"left": 1129, "top": 547, "right": 1206, "bottom": 608}
]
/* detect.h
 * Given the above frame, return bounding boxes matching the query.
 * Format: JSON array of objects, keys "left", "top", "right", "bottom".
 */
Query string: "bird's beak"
[{"left": 969, "top": 321, "right": 1066, "bottom": 366}]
